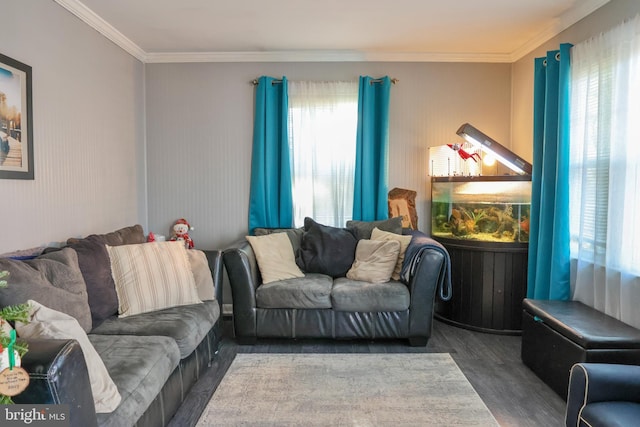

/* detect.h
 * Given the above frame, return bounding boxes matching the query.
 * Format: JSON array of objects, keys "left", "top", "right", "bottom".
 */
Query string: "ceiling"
[{"left": 55, "top": 0, "right": 610, "bottom": 63}]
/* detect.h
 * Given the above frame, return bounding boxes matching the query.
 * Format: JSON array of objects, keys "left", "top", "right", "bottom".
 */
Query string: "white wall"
[
  {"left": 145, "top": 62, "right": 512, "bottom": 250},
  {"left": 0, "top": 1, "right": 146, "bottom": 253},
  {"left": 4, "top": 0, "right": 634, "bottom": 257},
  {"left": 4, "top": 0, "right": 634, "bottom": 309},
  {"left": 511, "top": 0, "right": 640, "bottom": 161}
]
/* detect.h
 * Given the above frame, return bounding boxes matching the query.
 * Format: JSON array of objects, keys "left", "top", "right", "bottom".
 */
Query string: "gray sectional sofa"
[
  {"left": 0, "top": 225, "right": 223, "bottom": 427},
  {"left": 224, "top": 218, "right": 451, "bottom": 346}
]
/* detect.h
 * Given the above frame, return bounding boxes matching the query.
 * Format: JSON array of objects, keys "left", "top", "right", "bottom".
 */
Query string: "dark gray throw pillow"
[
  {"left": 295, "top": 218, "right": 357, "bottom": 278},
  {"left": 0, "top": 248, "right": 92, "bottom": 332},
  {"left": 67, "top": 235, "right": 119, "bottom": 329},
  {"left": 346, "top": 217, "right": 403, "bottom": 240}
]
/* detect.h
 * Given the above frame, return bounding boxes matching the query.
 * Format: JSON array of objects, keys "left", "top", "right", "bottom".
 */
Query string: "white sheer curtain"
[
  {"left": 288, "top": 81, "right": 359, "bottom": 227},
  {"left": 569, "top": 15, "right": 640, "bottom": 329}
]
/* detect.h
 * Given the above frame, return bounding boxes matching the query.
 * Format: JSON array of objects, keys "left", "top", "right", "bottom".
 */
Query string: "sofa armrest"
[
  {"left": 401, "top": 230, "right": 451, "bottom": 298},
  {"left": 401, "top": 230, "right": 449, "bottom": 344},
  {"left": 566, "top": 363, "right": 640, "bottom": 426},
  {"left": 223, "top": 239, "right": 260, "bottom": 339},
  {"left": 16, "top": 338, "right": 98, "bottom": 427},
  {"left": 203, "top": 249, "right": 224, "bottom": 311}
]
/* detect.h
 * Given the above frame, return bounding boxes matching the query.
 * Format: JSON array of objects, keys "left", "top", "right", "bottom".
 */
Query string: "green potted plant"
[{"left": 0, "top": 271, "right": 30, "bottom": 404}]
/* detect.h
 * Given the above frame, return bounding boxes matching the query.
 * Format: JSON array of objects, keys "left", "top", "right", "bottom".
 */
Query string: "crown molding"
[
  {"left": 54, "top": 0, "right": 147, "bottom": 62},
  {"left": 57, "top": 0, "right": 611, "bottom": 64},
  {"left": 144, "top": 50, "right": 513, "bottom": 64},
  {"left": 509, "top": 0, "right": 611, "bottom": 61}
]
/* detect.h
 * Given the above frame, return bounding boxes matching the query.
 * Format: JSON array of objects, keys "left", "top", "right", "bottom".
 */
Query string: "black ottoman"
[{"left": 521, "top": 298, "right": 640, "bottom": 399}]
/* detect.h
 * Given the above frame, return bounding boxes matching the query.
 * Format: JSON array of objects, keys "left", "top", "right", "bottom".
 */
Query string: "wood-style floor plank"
[{"left": 169, "top": 318, "right": 565, "bottom": 427}]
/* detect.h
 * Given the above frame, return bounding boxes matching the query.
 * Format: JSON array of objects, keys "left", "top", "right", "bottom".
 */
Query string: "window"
[
  {"left": 569, "top": 17, "right": 640, "bottom": 276},
  {"left": 287, "top": 81, "right": 359, "bottom": 227},
  {"left": 567, "top": 16, "right": 640, "bottom": 330}
]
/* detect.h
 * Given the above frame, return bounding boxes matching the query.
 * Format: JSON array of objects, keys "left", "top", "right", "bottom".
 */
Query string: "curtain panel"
[
  {"left": 569, "top": 15, "right": 640, "bottom": 329},
  {"left": 353, "top": 76, "right": 392, "bottom": 221},
  {"left": 288, "top": 81, "right": 358, "bottom": 227},
  {"left": 248, "top": 76, "right": 293, "bottom": 233},
  {"left": 527, "top": 44, "right": 572, "bottom": 300}
]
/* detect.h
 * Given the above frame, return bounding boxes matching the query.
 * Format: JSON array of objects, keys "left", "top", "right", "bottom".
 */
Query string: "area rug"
[{"left": 196, "top": 353, "right": 498, "bottom": 426}]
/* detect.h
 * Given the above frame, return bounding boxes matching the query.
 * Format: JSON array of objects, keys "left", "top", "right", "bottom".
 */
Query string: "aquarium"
[{"left": 431, "top": 176, "right": 532, "bottom": 243}]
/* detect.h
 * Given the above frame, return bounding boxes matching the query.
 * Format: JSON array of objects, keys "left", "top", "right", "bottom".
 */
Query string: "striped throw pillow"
[{"left": 106, "top": 241, "right": 202, "bottom": 317}]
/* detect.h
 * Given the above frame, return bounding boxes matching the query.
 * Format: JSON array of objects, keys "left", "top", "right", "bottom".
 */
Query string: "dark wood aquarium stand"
[{"left": 434, "top": 236, "right": 528, "bottom": 335}]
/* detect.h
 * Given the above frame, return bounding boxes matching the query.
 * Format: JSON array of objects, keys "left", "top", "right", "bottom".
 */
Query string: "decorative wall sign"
[
  {"left": 0, "top": 367, "right": 29, "bottom": 396},
  {"left": 0, "top": 53, "right": 33, "bottom": 180}
]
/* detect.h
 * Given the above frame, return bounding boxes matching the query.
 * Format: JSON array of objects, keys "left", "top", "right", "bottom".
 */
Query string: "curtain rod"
[
  {"left": 370, "top": 78, "right": 399, "bottom": 85},
  {"left": 251, "top": 78, "right": 398, "bottom": 85},
  {"left": 251, "top": 79, "right": 283, "bottom": 85}
]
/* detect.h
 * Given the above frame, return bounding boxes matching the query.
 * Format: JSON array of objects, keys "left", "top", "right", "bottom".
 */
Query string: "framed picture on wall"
[{"left": 0, "top": 53, "right": 33, "bottom": 180}]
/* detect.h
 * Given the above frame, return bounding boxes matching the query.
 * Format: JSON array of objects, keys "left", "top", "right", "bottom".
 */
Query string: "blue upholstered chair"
[{"left": 566, "top": 363, "right": 640, "bottom": 427}]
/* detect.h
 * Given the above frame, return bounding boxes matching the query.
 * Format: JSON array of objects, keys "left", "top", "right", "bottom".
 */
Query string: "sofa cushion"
[
  {"left": 346, "top": 217, "right": 403, "bottom": 240},
  {"left": 68, "top": 237, "right": 214, "bottom": 328},
  {"left": 66, "top": 235, "right": 120, "bottom": 328},
  {"left": 185, "top": 249, "right": 216, "bottom": 301},
  {"left": 62, "top": 225, "right": 146, "bottom": 329},
  {"left": 106, "top": 241, "right": 202, "bottom": 318},
  {"left": 0, "top": 246, "right": 44, "bottom": 259},
  {"left": 580, "top": 402, "right": 640, "bottom": 427},
  {"left": 90, "top": 300, "right": 220, "bottom": 359},
  {"left": 91, "top": 334, "right": 180, "bottom": 427},
  {"left": 346, "top": 239, "right": 400, "bottom": 284},
  {"left": 295, "top": 217, "right": 357, "bottom": 278},
  {"left": 61, "top": 225, "right": 146, "bottom": 328},
  {"left": 67, "top": 224, "right": 146, "bottom": 246},
  {"left": 331, "top": 277, "right": 411, "bottom": 312},
  {"left": 371, "top": 227, "right": 413, "bottom": 281},
  {"left": 17, "top": 300, "right": 121, "bottom": 413},
  {"left": 256, "top": 273, "right": 333, "bottom": 309},
  {"left": 246, "top": 233, "right": 305, "bottom": 284},
  {"left": 0, "top": 248, "right": 92, "bottom": 332}
]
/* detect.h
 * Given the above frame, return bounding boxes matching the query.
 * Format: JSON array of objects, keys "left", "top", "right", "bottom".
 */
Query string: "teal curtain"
[
  {"left": 248, "top": 76, "right": 293, "bottom": 233},
  {"left": 353, "top": 76, "right": 391, "bottom": 221},
  {"left": 527, "top": 44, "right": 572, "bottom": 300}
]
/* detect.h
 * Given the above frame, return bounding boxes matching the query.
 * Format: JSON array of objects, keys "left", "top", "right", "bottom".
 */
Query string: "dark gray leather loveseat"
[{"left": 224, "top": 221, "right": 451, "bottom": 347}]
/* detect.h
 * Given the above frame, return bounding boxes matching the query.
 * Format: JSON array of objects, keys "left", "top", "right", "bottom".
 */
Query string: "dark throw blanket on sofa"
[{"left": 400, "top": 230, "right": 452, "bottom": 301}]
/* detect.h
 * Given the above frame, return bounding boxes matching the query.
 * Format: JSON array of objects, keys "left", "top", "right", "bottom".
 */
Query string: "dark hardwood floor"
[{"left": 169, "top": 318, "right": 565, "bottom": 427}]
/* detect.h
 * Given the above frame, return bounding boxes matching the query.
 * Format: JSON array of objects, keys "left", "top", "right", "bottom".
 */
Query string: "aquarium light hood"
[{"left": 456, "top": 123, "right": 532, "bottom": 175}]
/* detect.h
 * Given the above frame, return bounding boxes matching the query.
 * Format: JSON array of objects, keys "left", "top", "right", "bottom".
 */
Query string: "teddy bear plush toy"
[{"left": 170, "top": 218, "right": 194, "bottom": 249}]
